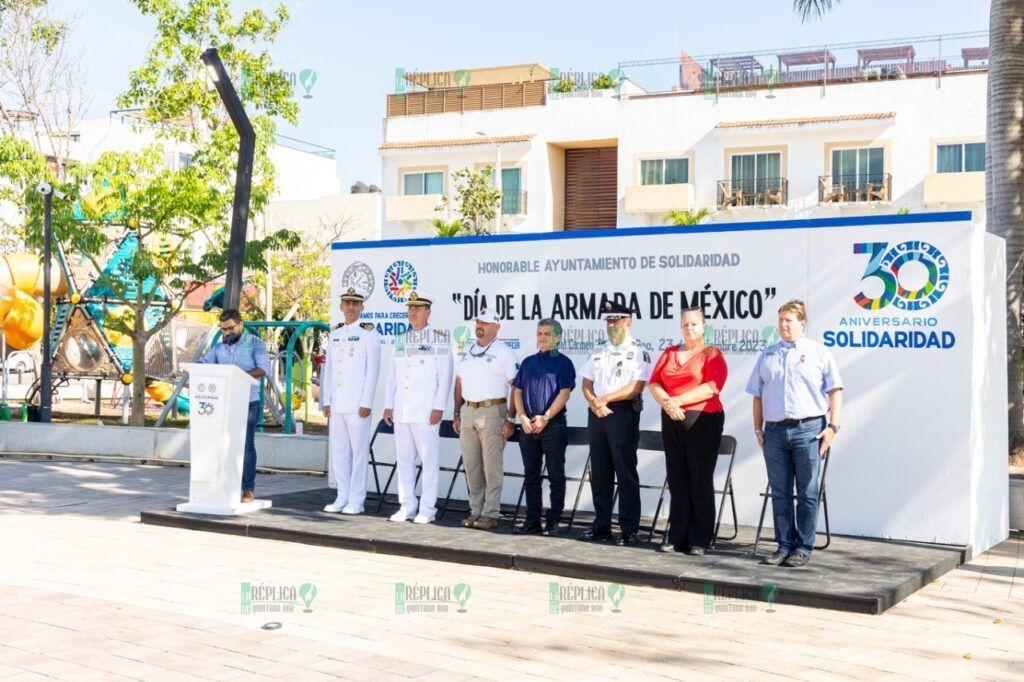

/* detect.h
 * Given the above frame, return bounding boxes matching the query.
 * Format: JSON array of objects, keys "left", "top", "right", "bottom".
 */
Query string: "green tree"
[
  {"left": 63, "top": 0, "right": 301, "bottom": 426},
  {"left": 436, "top": 166, "right": 502, "bottom": 236},
  {"left": 68, "top": 147, "right": 297, "bottom": 426},
  {"left": 665, "top": 208, "right": 713, "bottom": 226},
  {"left": 252, "top": 236, "right": 331, "bottom": 323}
]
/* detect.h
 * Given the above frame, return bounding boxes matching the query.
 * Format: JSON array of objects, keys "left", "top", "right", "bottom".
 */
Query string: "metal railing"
[
  {"left": 818, "top": 173, "right": 892, "bottom": 204},
  {"left": 717, "top": 178, "right": 788, "bottom": 208},
  {"left": 501, "top": 189, "right": 527, "bottom": 215}
]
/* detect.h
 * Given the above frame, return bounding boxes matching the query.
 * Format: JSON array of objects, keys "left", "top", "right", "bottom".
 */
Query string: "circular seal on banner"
[
  {"left": 341, "top": 261, "right": 375, "bottom": 301},
  {"left": 384, "top": 260, "right": 418, "bottom": 303},
  {"left": 197, "top": 383, "right": 206, "bottom": 393}
]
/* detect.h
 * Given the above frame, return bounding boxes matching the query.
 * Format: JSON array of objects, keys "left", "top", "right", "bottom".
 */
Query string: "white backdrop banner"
[{"left": 331, "top": 211, "right": 1008, "bottom": 554}]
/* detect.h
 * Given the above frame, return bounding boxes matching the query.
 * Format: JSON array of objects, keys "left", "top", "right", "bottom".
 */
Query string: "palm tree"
[
  {"left": 665, "top": 208, "right": 713, "bottom": 226},
  {"left": 795, "top": 0, "right": 1024, "bottom": 462}
]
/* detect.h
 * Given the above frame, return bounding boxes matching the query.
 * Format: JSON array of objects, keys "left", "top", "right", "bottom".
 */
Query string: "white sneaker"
[
  {"left": 413, "top": 513, "right": 435, "bottom": 525},
  {"left": 389, "top": 509, "right": 412, "bottom": 522},
  {"left": 341, "top": 506, "right": 364, "bottom": 515},
  {"left": 323, "top": 499, "right": 347, "bottom": 513}
]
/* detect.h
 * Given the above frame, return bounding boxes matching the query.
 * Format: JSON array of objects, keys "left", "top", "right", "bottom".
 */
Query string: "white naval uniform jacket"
[
  {"left": 319, "top": 321, "right": 382, "bottom": 414},
  {"left": 384, "top": 325, "right": 454, "bottom": 423}
]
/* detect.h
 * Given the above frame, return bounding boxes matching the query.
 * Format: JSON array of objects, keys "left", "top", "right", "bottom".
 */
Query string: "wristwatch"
[
  {"left": 542, "top": 411, "right": 552, "bottom": 421},
  {"left": 827, "top": 423, "right": 841, "bottom": 434},
  {"left": 505, "top": 415, "right": 516, "bottom": 424}
]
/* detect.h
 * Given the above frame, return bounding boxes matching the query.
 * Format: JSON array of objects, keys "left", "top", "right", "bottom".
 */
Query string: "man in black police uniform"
[{"left": 578, "top": 300, "right": 652, "bottom": 546}]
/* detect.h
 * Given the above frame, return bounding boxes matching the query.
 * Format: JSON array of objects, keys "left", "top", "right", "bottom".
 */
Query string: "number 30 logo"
[{"left": 853, "top": 241, "right": 950, "bottom": 311}]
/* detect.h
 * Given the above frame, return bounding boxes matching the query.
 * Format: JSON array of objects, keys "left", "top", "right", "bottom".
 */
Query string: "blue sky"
[{"left": 53, "top": 0, "right": 990, "bottom": 189}]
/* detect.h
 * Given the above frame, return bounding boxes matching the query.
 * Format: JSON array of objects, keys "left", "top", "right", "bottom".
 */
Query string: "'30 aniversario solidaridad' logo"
[{"left": 825, "top": 240, "right": 955, "bottom": 350}]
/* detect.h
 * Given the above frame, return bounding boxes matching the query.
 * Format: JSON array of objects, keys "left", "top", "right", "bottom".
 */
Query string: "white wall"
[{"left": 332, "top": 212, "right": 1009, "bottom": 554}]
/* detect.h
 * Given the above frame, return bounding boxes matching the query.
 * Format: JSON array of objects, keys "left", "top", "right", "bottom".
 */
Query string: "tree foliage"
[{"left": 435, "top": 166, "right": 502, "bottom": 236}]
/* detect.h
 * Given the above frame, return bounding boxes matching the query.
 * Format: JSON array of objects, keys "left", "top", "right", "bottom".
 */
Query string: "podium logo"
[{"left": 197, "top": 401, "right": 215, "bottom": 416}]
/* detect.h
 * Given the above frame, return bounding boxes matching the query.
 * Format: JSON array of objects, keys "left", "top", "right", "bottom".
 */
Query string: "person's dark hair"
[
  {"left": 538, "top": 318, "right": 562, "bottom": 337},
  {"left": 219, "top": 309, "right": 242, "bottom": 324},
  {"left": 680, "top": 307, "right": 706, "bottom": 323}
]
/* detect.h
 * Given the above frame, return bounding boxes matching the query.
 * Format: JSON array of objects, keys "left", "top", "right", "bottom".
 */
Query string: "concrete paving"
[{"left": 1, "top": 460, "right": 1022, "bottom": 680}]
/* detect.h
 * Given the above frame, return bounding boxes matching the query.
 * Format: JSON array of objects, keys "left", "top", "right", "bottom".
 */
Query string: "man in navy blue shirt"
[{"left": 512, "top": 318, "right": 576, "bottom": 535}]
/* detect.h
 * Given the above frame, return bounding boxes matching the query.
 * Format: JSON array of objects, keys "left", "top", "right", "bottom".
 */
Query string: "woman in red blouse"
[{"left": 648, "top": 308, "right": 728, "bottom": 555}]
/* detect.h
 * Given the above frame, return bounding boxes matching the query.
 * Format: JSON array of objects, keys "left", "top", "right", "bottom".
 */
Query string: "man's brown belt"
[{"left": 464, "top": 398, "right": 507, "bottom": 408}]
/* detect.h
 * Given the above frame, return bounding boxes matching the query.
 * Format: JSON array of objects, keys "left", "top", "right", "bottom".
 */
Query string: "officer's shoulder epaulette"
[
  {"left": 596, "top": 339, "right": 608, "bottom": 347},
  {"left": 360, "top": 322, "right": 375, "bottom": 331},
  {"left": 332, "top": 323, "right": 344, "bottom": 330}
]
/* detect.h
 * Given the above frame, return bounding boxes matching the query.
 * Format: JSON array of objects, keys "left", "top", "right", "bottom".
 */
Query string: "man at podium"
[{"left": 202, "top": 309, "right": 271, "bottom": 502}]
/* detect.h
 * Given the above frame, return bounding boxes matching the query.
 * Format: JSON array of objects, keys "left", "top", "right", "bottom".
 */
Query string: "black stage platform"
[{"left": 141, "top": 487, "right": 966, "bottom": 615}]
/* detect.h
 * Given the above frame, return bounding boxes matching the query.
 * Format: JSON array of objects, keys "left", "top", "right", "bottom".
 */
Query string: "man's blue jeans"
[
  {"left": 763, "top": 417, "right": 825, "bottom": 554},
  {"left": 242, "top": 400, "right": 260, "bottom": 492}
]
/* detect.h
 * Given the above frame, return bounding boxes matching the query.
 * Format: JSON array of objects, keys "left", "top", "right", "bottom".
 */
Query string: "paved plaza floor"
[{"left": 1, "top": 459, "right": 1022, "bottom": 680}]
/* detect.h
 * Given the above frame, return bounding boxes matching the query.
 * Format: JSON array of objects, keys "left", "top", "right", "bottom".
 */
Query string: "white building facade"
[{"left": 380, "top": 60, "right": 986, "bottom": 239}]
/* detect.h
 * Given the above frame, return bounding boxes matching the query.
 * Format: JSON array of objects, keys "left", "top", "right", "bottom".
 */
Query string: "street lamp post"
[
  {"left": 201, "top": 47, "right": 255, "bottom": 312},
  {"left": 34, "top": 182, "right": 65, "bottom": 423},
  {"left": 476, "top": 131, "right": 502, "bottom": 232}
]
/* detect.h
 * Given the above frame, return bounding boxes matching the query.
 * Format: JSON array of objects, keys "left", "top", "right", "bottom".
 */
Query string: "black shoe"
[
  {"left": 578, "top": 527, "right": 613, "bottom": 542},
  {"left": 783, "top": 551, "right": 810, "bottom": 567},
  {"left": 542, "top": 519, "right": 560, "bottom": 536},
  {"left": 515, "top": 520, "right": 543, "bottom": 535},
  {"left": 688, "top": 546, "right": 706, "bottom": 556},
  {"left": 657, "top": 543, "right": 684, "bottom": 553},
  {"left": 762, "top": 549, "right": 790, "bottom": 566},
  {"left": 614, "top": 531, "right": 640, "bottom": 547}
]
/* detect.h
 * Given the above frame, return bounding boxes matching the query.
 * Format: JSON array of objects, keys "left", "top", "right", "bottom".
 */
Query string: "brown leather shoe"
[
  {"left": 461, "top": 515, "right": 480, "bottom": 528},
  {"left": 472, "top": 516, "right": 498, "bottom": 530},
  {"left": 241, "top": 491, "right": 255, "bottom": 503}
]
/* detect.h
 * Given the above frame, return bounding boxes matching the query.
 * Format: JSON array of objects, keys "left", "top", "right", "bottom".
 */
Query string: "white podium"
[{"left": 177, "top": 363, "right": 272, "bottom": 515}]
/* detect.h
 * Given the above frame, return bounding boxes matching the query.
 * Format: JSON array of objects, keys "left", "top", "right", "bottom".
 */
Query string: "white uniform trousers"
[
  {"left": 328, "top": 411, "right": 372, "bottom": 508},
  {"left": 393, "top": 422, "right": 440, "bottom": 517}
]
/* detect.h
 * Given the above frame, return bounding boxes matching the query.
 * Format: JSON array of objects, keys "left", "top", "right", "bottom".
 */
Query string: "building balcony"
[
  {"left": 385, "top": 194, "right": 442, "bottom": 222},
  {"left": 818, "top": 174, "right": 892, "bottom": 204},
  {"left": 625, "top": 183, "right": 696, "bottom": 213},
  {"left": 717, "top": 178, "right": 788, "bottom": 209},
  {"left": 923, "top": 171, "right": 984, "bottom": 206}
]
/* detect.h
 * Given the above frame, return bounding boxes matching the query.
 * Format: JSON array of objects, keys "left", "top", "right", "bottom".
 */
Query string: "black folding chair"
[
  {"left": 752, "top": 447, "right": 832, "bottom": 555},
  {"left": 647, "top": 435, "right": 738, "bottom": 547},
  {"left": 369, "top": 419, "right": 462, "bottom": 514}
]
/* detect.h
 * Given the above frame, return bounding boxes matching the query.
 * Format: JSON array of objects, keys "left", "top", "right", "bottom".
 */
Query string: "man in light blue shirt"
[
  {"left": 201, "top": 309, "right": 271, "bottom": 501},
  {"left": 746, "top": 299, "right": 843, "bottom": 568}
]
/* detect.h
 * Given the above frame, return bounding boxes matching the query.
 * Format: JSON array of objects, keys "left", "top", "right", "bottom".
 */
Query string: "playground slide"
[{"left": 0, "top": 254, "right": 67, "bottom": 350}]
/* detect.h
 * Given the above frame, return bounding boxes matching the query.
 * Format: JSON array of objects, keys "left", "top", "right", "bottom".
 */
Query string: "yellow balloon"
[{"left": 121, "top": 373, "right": 133, "bottom": 385}]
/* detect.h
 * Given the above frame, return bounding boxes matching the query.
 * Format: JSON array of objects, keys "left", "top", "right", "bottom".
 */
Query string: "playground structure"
[{"left": 2, "top": 179, "right": 330, "bottom": 431}]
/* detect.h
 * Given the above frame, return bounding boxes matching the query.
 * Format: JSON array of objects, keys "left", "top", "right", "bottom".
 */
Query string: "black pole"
[
  {"left": 201, "top": 47, "right": 255, "bottom": 312},
  {"left": 40, "top": 192, "right": 52, "bottom": 423}
]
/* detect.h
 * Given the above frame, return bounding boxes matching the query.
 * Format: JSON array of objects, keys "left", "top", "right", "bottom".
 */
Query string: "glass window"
[
  {"left": 178, "top": 153, "right": 192, "bottom": 170},
  {"left": 936, "top": 144, "right": 962, "bottom": 173},
  {"left": 403, "top": 171, "right": 444, "bottom": 195},
  {"left": 664, "top": 158, "right": 689, "bottom": 184},
  {"left": 640, "top": 158, "right": 689, "bottom": 185},
  {"left": 501, "top": 168, "right": 523, "bottom": 214},
  {"left": 937, "top": 142, "right": 985, "bottom": 173},
  {"left": 640, "top": 159, "right": 662, "bottom": 185},
  {"left": 964, "top": 142, "right": 985, "bottom": 172},
  {"left": 831, "top": 147, "right": 884, "bottom": 192},
  {"left": 731, "top": 152, "right": 781, "bottom": 194}
]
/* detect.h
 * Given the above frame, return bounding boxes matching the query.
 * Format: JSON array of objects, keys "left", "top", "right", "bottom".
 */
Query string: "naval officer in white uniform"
[
  {"left": 320, "top": 286, "right": 381, "bottom": 514},
  {"left": 383, "top": 291, "right": 453, "bottom": 524}
]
